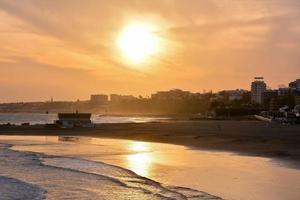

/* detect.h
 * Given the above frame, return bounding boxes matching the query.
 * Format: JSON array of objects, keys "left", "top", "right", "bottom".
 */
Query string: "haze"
[{"left": 0, "top": 0, "right": 299, "bottom": 102}]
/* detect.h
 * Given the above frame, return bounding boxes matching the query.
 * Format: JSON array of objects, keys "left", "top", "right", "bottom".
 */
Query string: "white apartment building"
[{"left": 251, "top": 77, "right": 266, "bottom": 104}]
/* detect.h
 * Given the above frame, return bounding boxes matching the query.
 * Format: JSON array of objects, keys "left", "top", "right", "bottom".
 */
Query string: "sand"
[{"left": 1, "top": 120, "right": 300, "bottom": 168}]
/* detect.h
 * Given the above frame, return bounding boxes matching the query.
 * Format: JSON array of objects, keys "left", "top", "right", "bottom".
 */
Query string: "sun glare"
[
  {"left": 129, "top": 141, "right": 149, "bottom": 152},
  {"left": 117, "top": 23, "right": 158, "bottom": 64}
]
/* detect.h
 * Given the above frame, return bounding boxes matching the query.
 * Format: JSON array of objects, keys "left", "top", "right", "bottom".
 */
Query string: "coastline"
[
  {"left": 1, "top": 120, "right": 300, "bottom": 168},
  {"left": 0, "top": 142, "right": 223, "bottom": 200}
]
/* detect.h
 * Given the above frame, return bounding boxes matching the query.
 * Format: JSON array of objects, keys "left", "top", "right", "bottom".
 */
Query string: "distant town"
[{"left": 0, "top": 78, "right": 299, "bottom": 117}]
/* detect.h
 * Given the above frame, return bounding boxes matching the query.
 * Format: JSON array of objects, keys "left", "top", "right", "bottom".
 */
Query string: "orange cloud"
[{"left": 0, "top": 0, "right": 299, "bottom": 101}]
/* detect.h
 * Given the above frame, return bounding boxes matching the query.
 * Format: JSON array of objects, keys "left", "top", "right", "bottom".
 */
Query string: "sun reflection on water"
[
  {"left": 129, "top": 141, "right": 149, "bottom": 152},
  {"left": 127, "top": 141, "right": 153, "bottom": 177}
]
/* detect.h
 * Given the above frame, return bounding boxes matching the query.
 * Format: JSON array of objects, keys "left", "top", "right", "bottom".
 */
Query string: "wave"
[
  {"left": 0, "top": 143, "right": 222, "bottom": 200},
  {"left": 0, "top": 176, "right": 46, "bottom": 200},
  {"left": 42, "top": 157, "right": 222, "bottom": 200}
]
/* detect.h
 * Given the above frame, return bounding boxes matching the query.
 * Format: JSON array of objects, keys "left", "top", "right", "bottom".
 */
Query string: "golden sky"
[{"left": 0, "top": 0, "right": 299, "bottom": 102}]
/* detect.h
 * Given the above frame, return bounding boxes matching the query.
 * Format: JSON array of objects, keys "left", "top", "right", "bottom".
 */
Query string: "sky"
[{"left": 0, "top": 0, "right": 299, "bottom": 102}]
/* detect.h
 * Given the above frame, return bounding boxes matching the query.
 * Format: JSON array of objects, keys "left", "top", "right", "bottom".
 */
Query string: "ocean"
[
  {"left": 0, "top": 113, "right": 168, "bottom": 125},
  {"left": 0, "top": 136, "right": 220, "bottom": 200},
  {"left": 1, "top": 136, "right": 300, "bottom": 200}
]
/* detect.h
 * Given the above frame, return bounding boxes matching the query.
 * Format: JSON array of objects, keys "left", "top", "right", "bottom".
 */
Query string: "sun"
[{"left": 117, "top": 23, "right": 158, "bottom": 64}]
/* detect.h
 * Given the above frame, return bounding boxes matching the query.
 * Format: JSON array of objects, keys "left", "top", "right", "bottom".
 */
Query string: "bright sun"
[{"left": 117, "top": 23, "right": 158, "bottom": 64}]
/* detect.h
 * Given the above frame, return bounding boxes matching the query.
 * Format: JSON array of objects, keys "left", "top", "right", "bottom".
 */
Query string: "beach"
[
  {"left": 0, "top": 140, "right": 224, "bottom": 200},
  {"left": 1, "top": 120, "right": 300, "bottom": 200},
  {"left": 1, "top": 135, "right": 300, "bottom": 200},
  {"left": 1, "top": 120, "right": 300, "bottom": 168}
]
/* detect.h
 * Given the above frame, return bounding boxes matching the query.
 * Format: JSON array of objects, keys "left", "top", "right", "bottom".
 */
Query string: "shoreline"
[
  {"left": 0, "top": 143, "right": 223, "bottom": 200},
  {"left": 1, "top": 120, "right": 300, "bottom": 168}
]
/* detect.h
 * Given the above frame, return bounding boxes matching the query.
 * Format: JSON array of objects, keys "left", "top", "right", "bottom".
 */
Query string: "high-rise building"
[{"left": 251, "top": 77, "right": 266, "bottom": 104}]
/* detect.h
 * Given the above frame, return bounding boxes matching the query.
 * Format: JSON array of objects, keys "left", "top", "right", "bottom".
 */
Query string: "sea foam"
[{"left": 0, "top": 143, "right": 221, "bottom": 200}]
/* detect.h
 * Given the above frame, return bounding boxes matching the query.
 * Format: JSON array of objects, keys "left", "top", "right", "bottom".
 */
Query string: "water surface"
[
  {"left": 0, "top": 113, "right": 168, "bottom": 125},
  {"left": 1, "top": 136, "right": 300, "bottom": 200}
]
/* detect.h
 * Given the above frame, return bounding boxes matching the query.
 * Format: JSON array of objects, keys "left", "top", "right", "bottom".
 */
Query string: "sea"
[
  {"left": 0, "top": 113, "right": 169, "bottom": 125},
  {"left": 0, "top": 136, "right": 300, "bottom": 200},
  {"left": 0, "top": 113, "right": 300, "bottom": 200}
]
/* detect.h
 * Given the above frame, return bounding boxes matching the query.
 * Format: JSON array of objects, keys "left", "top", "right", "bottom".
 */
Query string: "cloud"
[{"left": 0, "top": 0, "right": 299, "bottom": 101}]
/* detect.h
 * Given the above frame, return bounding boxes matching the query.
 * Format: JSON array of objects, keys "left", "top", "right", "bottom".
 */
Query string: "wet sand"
[
  {"left": 1, "top": 142, "right": 223, "bottom": 200},
  {"left": 1, "top": 120, "right": 300, "bottom": 168}
]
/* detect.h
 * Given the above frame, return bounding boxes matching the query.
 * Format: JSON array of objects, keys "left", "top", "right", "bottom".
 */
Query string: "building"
[
  {"left": 263, "top": 89, "right": 278, "bottom": 107},
  {"left": 151, "top": 89, "right": 192, "bottom": 100},
  {"left": 278, "top": 87, "right": 291, "bottom": 97},
  {"left": 251, "top": 77, "right": 266, "bottom": 104},
  {"left": 55, "top": 112, "right": 93, "bottom": 128},
  {"left": 110, "top": 94, "right": 136, "bottom": 103},
  {"left": 295, "top": 95, "right": 300, "bottom": 106},
  {"left": 228, "top": 94, "right": 243, "bottom": 101},
  {"left": 90, "top": 94, "right": 108, "bottom": 105},
  {"left": 216, "top": 89, "right": 246, "bottom": 101},
  {"left": 228, "top": 90, "right": 245, "bottom": 101}
]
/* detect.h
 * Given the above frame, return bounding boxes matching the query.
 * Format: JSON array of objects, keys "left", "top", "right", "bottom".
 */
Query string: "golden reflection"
[
  {"left": 127, "top": 141, "right": 153, "bottom": 177},
  {"left": 129, "top": 141, "right": 149, "bottom": 152}
]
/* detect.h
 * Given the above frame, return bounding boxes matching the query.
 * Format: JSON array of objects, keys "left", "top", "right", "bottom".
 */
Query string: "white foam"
[
  {"left": 0, "top": 143, "right": 221, "bottom": 200},
  {"left": 0, "top": 176, "right": 45, "bottom": 200}
]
